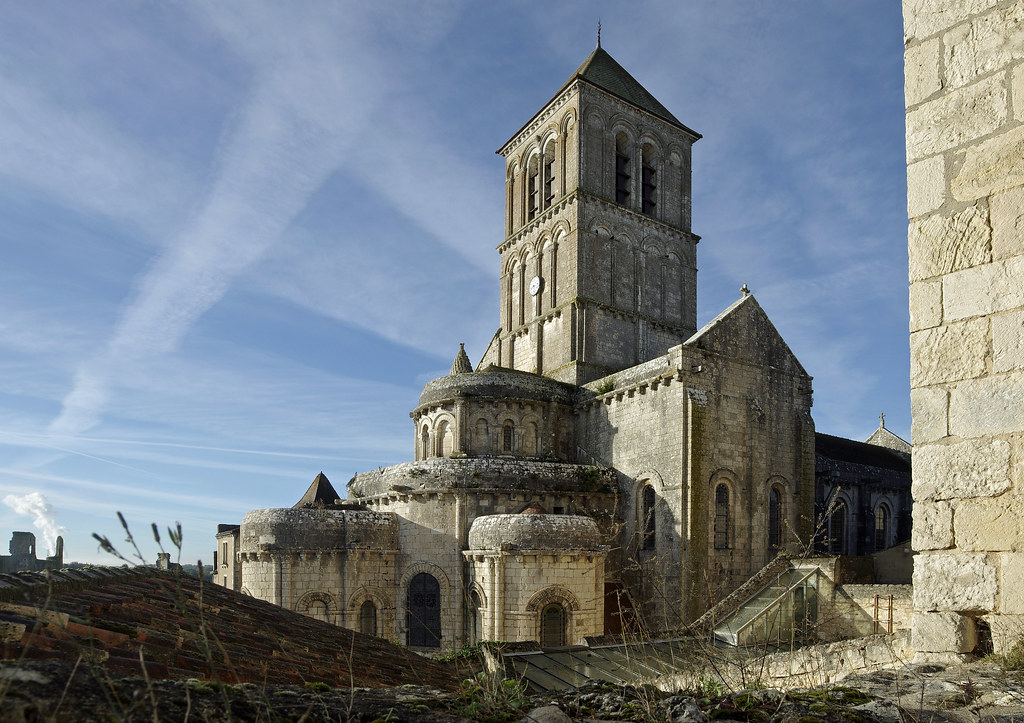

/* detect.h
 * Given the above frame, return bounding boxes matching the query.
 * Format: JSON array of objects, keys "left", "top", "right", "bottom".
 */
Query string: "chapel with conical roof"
[{"left": 215, "top": 44, "right": 897, "bottom": 652}]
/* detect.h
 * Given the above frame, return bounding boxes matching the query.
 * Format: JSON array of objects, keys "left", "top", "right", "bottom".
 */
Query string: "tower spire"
[{"left": 597, "top": 21, "right": 601, "bottom": 48}]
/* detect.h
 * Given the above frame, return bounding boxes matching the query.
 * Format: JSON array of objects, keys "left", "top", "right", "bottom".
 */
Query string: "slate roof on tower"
[
  {"left": 498, "top": 45, "right": 700, "bottom": 154},
  {"left": 559, "top": 46, "right": 699, "bottom": 136}
]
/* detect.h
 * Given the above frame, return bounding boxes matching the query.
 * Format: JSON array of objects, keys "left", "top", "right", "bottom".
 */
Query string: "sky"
[{"left": 0, "top": 2, "right": 909, "bottom": 565}]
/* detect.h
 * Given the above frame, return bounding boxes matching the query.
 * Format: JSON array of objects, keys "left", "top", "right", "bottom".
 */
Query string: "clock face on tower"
[{"left": 529, "top": 276, "right": 543, "bottom": 296}]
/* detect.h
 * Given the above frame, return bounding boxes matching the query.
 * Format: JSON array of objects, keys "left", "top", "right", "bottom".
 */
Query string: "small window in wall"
[
  {"left": 874, "top": 505, "right": 890, "bottom": 552},
  {"left": 359, "top": 600, "right": 377, "bottom": 636},
  {"left": 540, "top": 603, "right": 566, "bottom": 647},
  {"left": 828, "top": 501, "right": 847, "bottom": 555},
  {"left": 222, "top": 576, "right": 227, "bottom": 587},
  {"left": 641, "top": 485, "right": 656, "bottom": 550},
  {"left": 222, "top": 542, "right": 229, "bottom": 567},
  {"left": 641, "top": 144, "right": 656, "bottom": 215},
  {"left": 768, "top": 488, "right": 782, "bottom": 550},
  {"left": 502, "top": 422, "right": 514, "bottom": 453},
  {"left": 714, "top": 484, "right": 729, "bottom": 549}
]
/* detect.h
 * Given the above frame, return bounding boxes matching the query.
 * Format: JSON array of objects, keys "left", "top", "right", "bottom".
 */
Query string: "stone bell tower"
[{"left": 479, "top": 43, "right": 702, "bottom": 386}]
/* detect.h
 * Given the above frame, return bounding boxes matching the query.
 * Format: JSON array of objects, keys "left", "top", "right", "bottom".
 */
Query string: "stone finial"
[
  {"left": 450, "top": 343, "right": 473, "bottom": 375},
  {"left": 879, "top": 412, "right": 886, "bottom": 429},
  {"left": 741, "top": 283, "right": 750, "bottom": 297}
]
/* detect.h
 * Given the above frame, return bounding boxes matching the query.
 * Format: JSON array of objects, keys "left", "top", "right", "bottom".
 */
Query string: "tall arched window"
[
  {"left": 874, "top": 504, "right": 890, "bottom": 552},
  {"left": 542, "top": 141, "right": 556, "bottom": 210},
  {"left": 714, "top": 484, "right": 729, "bottom": 549},
  {"left": 641, "top": 485, "right": 656, "bottom": 550},
  {"left": 469, "top": 590, "right": 482, "bottom": 646},
  {"left": 407, "top": 573, "right": 441, "bottom": 648},
  {"left": 641, "top": 143, "right": 657, "bottom": 216},
  {"left": 437, "top": 420, "right": 453, "bottom": 457},
  {"left": 828, "top": 501, "right": 847, "bottom": 555},
  {"left": 527, "top": 153, "right": 540, "bottom": 221},
  {"left": 768, "top": 488, "right": 782, "bottom": 551},
  {"left": 359, "top": 600, "right": 377, "bottom": 636},
  {"left": 502, "top": 422, "right": 514, "bottom": 453},
  {"left": 615, "top": 132, "right": 631, "bottom": 205},
  {"left": 540, "top": 603, "right": 566, "bottom": 647}
]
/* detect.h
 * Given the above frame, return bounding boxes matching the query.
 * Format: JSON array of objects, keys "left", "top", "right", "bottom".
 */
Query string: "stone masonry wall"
[{"left": 904, "top": 0, "right": 1024, "bottom": 658}]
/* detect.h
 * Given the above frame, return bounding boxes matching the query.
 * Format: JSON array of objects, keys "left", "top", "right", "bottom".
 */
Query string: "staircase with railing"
[{"left": 713, "top": 567, "right": 822, "bottom": 647}]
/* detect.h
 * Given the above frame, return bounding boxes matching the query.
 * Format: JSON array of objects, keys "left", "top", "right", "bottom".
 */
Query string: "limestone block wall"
[
  {"left": 466, "top": 514, "right": 606, "bottom": 645},
  {"left": 903, "top": 0, "right": 1024, "bottom": 658},
  {"left": 576, "top": 326, "right": 813, "bottom": 628},
  {"left": 238, "top": 508, "right": 398, "bottom": 633}
]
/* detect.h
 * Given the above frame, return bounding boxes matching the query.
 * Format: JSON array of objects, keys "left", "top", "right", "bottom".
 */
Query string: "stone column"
[{"left": 904, "top": 0, "right": 1024, "bottom": 660}]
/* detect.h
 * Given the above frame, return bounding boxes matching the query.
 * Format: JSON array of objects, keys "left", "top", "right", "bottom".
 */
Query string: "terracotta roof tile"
[{"left": 0, "top": 567, "right": 459, "bottom": 690}]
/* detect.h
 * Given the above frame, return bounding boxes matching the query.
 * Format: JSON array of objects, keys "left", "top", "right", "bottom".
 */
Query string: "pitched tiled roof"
[{"left": 0, "top": 567, "right": 459, "bottom": 690}]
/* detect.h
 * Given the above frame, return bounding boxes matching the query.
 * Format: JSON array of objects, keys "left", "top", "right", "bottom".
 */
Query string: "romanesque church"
[{"left": 216, "top": 45, "right": 909, "bottom": 650}]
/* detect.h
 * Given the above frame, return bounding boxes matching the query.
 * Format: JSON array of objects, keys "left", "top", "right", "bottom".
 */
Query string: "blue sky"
[{"left": 0, "top": 2, "right": 909, "bottom": 565}]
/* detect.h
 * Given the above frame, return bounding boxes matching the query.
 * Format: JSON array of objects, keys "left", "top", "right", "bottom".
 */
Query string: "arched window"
[
  {"left": 542, "top": 141, "right": 556, "bottom": 209},
  {"left": 714, "top": 484, "right": 730, "bottom": 549},
  {"left": 407, "top": 573, "right": 441, "bottom": 648},
  {"left": 540, "top": 603, "right": 566, "bottom": 647},
  {"left": 874, "top": 504, "right": 890, "bottom": 552},
  {"left": 641, "top": 143, "right": 657, "bottom": 216},
  {"left": 468, "top": 590, "right": 482, "bottom": 646},
  {"left": 615, "top": 132, "right": 631, "bottom": 205},
  {"left": 524, "top": 422, "right": 538, "bottom": 456},
  {"left": 359, "top": 600, "right": 377, "bottom": 636},
  {"left": 527, "top": 153, "right": 540, "bottom": 221},
  {"left": 828, "top": 501, "right": 847, "bottom": 555},
  {"left": 641, "top": 485, "right": 656, "bottom": 550},
  {"left": 437, "top": 420, "right": 454, "bottom": 457},
  {"left": 768, "top": 488, "right": 782, "bottom": 551},
  {"left": 502, "top": 422, "right": 514, "bottom": 453},
  {"left": 306, "top": 600, "right": 329, "bottom": 622},
  {"left": 474, "top": 419, "right": 489, "bottom": 455}
]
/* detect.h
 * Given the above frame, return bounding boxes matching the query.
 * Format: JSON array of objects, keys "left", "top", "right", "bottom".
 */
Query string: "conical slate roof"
[
  {"left": 450, "top": 343, "right": 473, "bottom": 375},
  {"left": 293, "top": 472, "right": 341, "bottom": 508}
]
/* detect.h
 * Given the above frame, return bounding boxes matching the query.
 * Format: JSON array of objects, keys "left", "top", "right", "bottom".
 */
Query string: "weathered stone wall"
[
  {"left": 904, "top": 0, "right": 1024, "bottom": 658},
  {"left": 412, "top": 370, "right": 577, "bottom": 461},
  {"left": 491, "top": 65, "right": 700, "bottom": 386},
  {"left": 238, "top": 508, "right": 398, "bottom": 633},
  {"left": 576, "top": 296, "right": 814, "bottom": 629}
]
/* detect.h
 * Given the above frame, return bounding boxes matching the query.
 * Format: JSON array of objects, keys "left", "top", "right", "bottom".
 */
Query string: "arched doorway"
[
  {"left": 540, "top": 603, "right": 566, "bottom": 647},
  {"left": 407, "top": 573, "right": 441, "bottom": 648}
]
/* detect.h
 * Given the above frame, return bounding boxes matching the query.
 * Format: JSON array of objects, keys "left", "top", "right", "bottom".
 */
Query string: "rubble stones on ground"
[{"left": 3, "top": 657, "right": 1024, "bottom": 722}]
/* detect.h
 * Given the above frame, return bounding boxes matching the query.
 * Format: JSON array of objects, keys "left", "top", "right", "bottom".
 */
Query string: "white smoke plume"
[{"left": 3, "top": 492, "right": 66, "bottom": 555}]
